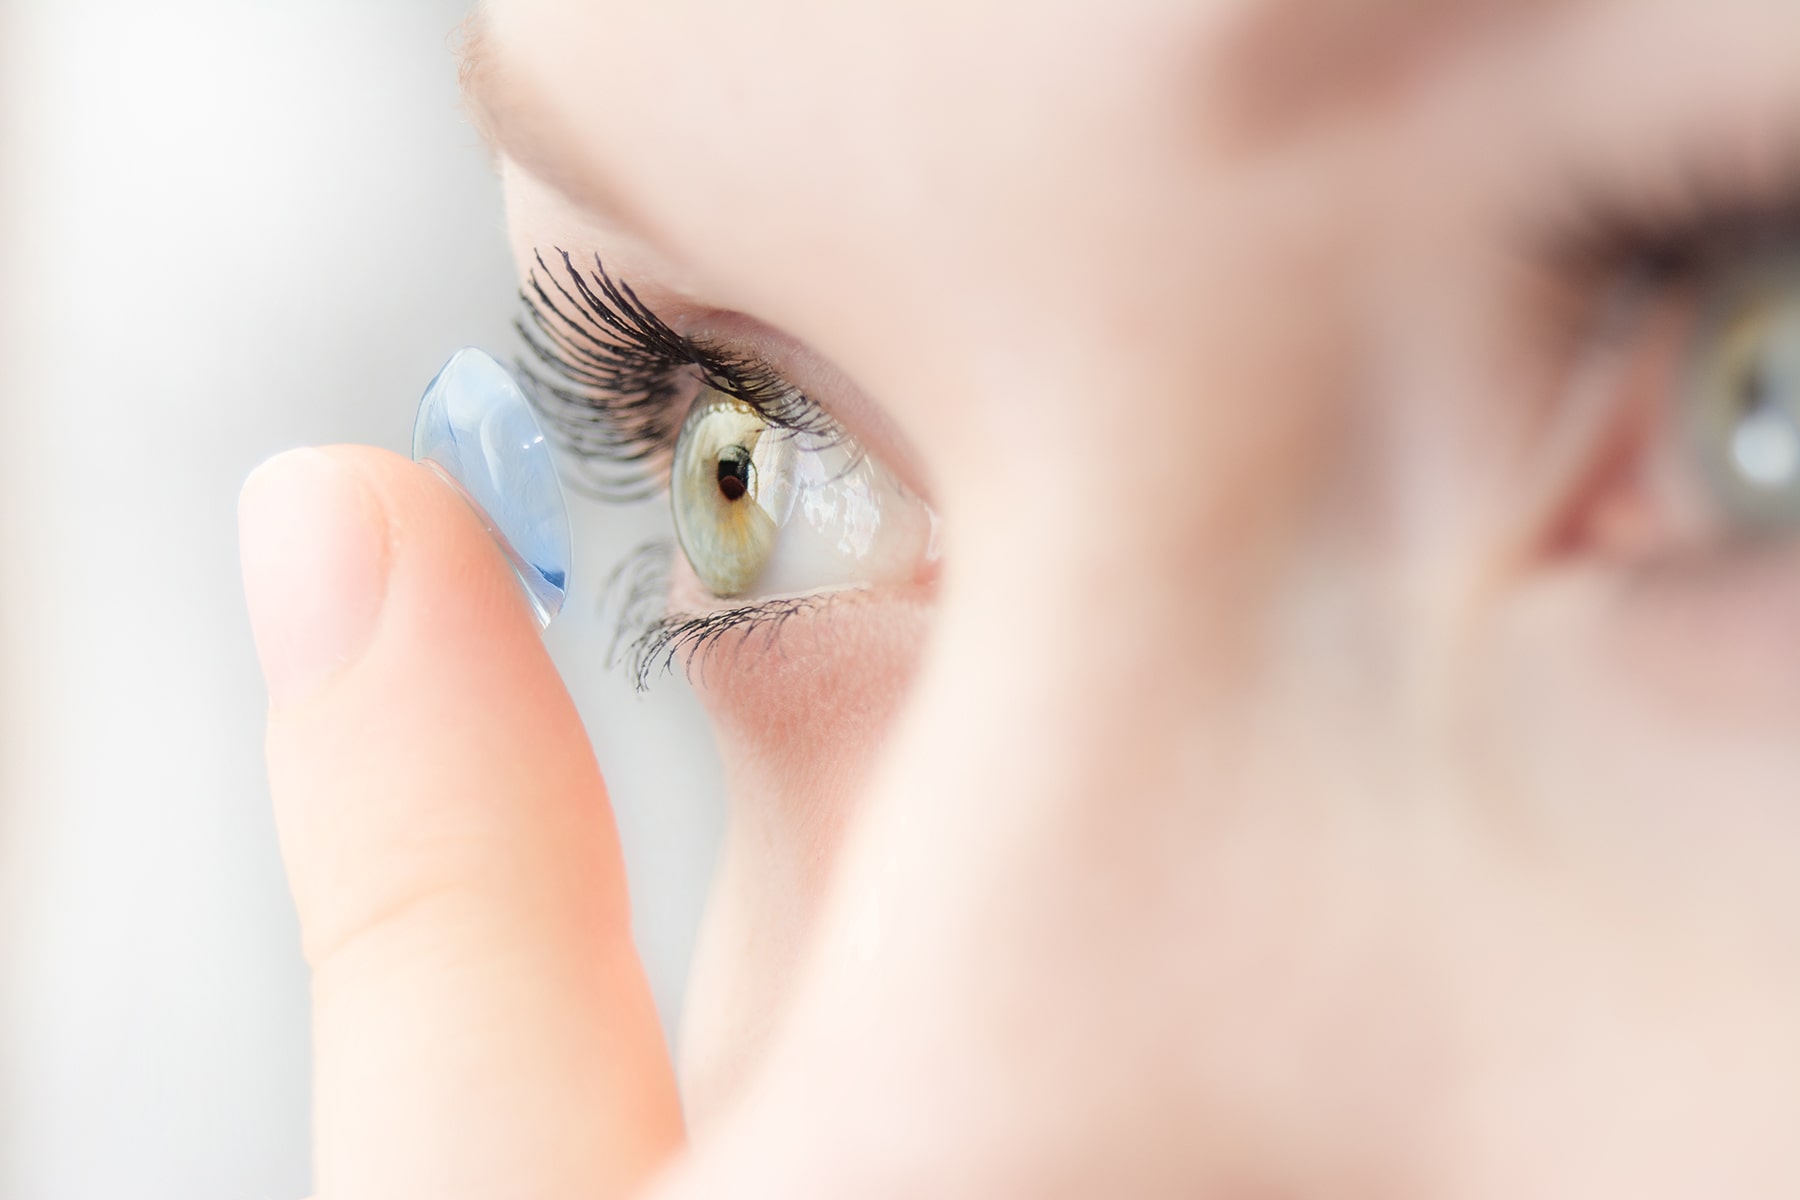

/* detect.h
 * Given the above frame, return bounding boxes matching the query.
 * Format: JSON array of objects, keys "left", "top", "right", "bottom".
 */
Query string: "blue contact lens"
[{"left": 413, "top": 348, "right": 570, "bottom": 627}]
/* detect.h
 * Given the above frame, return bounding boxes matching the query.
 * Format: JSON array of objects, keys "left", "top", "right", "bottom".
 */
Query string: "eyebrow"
[
  {"left": 458, "top": 1, "right": 1576, "bottom": 196},
  {"left": 457, "top": 13, "right": 558, "bottom": 181},
  {"left": 456, "top": 11, "right": 650, "bottom": 239},
  {"left": 455, "top": 12, "right": 504, "bottom": 153},
  {"left": 1212, "top": 0, "right": 1576, "bottom": 144}
]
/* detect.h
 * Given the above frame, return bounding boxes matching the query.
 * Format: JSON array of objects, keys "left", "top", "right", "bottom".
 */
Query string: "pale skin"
[{"left": 240, "top": 0, "right": 1800, "bottom": 1195}]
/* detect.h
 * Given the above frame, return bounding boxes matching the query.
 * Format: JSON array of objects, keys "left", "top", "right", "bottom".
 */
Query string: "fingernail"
[{"left": 240, "top": 449, "right": 391, "bottom": 707}]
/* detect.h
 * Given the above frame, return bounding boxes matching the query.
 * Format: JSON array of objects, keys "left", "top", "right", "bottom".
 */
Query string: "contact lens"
[{"left": 413, "top": 348, "right": 570, "bottom": 627}]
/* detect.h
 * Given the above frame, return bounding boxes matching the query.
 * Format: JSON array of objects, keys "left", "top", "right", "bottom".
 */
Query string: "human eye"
[
  {"left": 1537, "top": 166, "right": 1800, "bottom": 566},
  {"left": 514, "top": 250, "right": 936, "bottom": 686}
]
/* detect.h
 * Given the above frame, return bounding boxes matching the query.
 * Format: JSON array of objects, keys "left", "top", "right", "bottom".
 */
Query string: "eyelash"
[
  {"left": 515, "top": 248, "right": 839, "bottom": 500},
  {"left": 599, "top": 537, "right": 830, "bottom": 691},
  {"left": 1522, "top": 146, "right": 1800, "bottom": 563},
  {"left": 515, "top": 249, "right": 844, "bottom": 687},
  {"left": 1541, "top": 140, "right": 1800, "bottom": 289}
]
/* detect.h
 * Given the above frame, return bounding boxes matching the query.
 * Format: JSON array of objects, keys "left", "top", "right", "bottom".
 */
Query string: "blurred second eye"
[
  {"left": 671, "top": 388, "right": 936, "bottom": 600},
  {"left": 1686, "top": 259, "right": 1800, "bottom": 526}
]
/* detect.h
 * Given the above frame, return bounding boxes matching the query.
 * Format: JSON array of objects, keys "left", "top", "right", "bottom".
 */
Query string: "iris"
[{"left": 1687, "top": 265, "right": 1800, "bottom": 526}]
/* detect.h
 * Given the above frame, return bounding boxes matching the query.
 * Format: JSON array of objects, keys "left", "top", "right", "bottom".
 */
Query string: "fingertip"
[
  {"left": 240, "top": 448, "right": 392, "bottom": 709},
  {"left": 249, "top": 443, "right": 685, "bottom": 1196}
]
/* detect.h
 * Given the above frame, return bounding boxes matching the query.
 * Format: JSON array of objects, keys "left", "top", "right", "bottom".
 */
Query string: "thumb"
[{"left": 241, "top": 445, "right": 682, "bottom": 1200}]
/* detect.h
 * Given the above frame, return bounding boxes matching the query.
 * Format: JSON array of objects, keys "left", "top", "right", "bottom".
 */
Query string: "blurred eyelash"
[
  {"left": 1509, "top": 140, "right": 1800, "bottom": 387},
  {"left": 601, "top": 539, "right": 823, "bottom": 692},
  {"left": 515, "top": 247, "right": 838, "bottom": 500},
  {"left": 1541, "top": 142, "right": 1800, "bottom": 285}
]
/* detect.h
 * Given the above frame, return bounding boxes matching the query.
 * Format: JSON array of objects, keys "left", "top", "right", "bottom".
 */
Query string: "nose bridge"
[
  {"left": 674, "top": 171, "right": 1377, "bottom": 1192},
  {"left": 758, "top": 243, "right": 1350, "bottom": 1150}
]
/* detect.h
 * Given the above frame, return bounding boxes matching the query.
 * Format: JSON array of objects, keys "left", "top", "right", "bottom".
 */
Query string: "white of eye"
[
  {"left": 670, "top": 388, "right": 934, "bottom": 600},
  {"left": 751, "top": 437, "right": 930, "bottom": 597}
]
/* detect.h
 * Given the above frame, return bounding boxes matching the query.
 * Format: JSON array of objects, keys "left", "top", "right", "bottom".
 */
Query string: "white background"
[{"left": 0, "top": 3, "right": 724, "bottom": 1196}]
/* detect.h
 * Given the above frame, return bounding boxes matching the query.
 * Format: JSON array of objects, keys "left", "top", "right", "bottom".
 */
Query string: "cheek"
[
  {"left": 675, "top": 588, "right": 932, "bottom": 1126},
  {"left": 1474, "top": 549, "right": 1800, "bottom": 926}
]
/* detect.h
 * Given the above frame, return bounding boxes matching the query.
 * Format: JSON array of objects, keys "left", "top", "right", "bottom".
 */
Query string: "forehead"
[
  {"left": 470, "top": 0, "right": 1575, "bottom": 292},
  {"left": 473, "top": 0, "right": 1566, "bottom": 177}
]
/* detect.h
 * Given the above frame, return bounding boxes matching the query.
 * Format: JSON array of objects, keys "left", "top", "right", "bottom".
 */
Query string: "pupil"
[{"left": 717, "top": 450, "right": 751, "bottom": 502}]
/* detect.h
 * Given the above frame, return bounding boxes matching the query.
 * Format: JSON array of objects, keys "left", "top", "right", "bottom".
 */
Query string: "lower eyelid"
[
  {"left": 597, "top": 535, "right": 917, "bottom": 692},
  {"left": 636, "top": 579, "right": 932, "bottom": 695}
]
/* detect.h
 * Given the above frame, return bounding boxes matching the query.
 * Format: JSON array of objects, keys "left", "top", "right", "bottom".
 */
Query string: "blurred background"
[{"left": 0, "top": 2, "right": 724, "bottom": 1196}]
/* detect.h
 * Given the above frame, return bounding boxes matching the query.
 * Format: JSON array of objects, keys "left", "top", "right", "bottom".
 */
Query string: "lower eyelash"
[
  {"left": 601, "top": 538, "right": 825, "bottom": 691},
  {"left": 630, "top": 598, "right": 827, "bottom": 693}
]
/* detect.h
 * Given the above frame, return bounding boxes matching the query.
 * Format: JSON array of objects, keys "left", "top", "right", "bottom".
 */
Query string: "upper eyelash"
[
  {"left": 514, "top": 248, "right": 839, "bottom": 499},
  {"left": 1499, "top": 141, "right": 1800, "bottom": 375},
  {"left": 1536, "top": 140, "right": 1800, "bottom": 284}
]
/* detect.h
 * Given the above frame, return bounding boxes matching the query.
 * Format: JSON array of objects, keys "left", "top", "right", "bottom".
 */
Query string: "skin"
[{"left": 242, "top": 0, "right": 1800, "bottom": 1196}]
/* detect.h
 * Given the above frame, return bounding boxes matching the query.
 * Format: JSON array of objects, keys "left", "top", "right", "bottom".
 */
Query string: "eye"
[
  {"left": 1566, "top": 245, "right": 1800, "bottom": 560},
  {"left": 1684, "top": 259, "right": 1800, "bottom": 526},
  {"left": 670, "top": 387, "right": 935, "bottom": 600}
]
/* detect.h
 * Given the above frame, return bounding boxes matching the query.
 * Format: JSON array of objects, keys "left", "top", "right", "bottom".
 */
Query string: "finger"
[{"left": 240, "top": 446, "right": 682, "bottom": 1200}]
